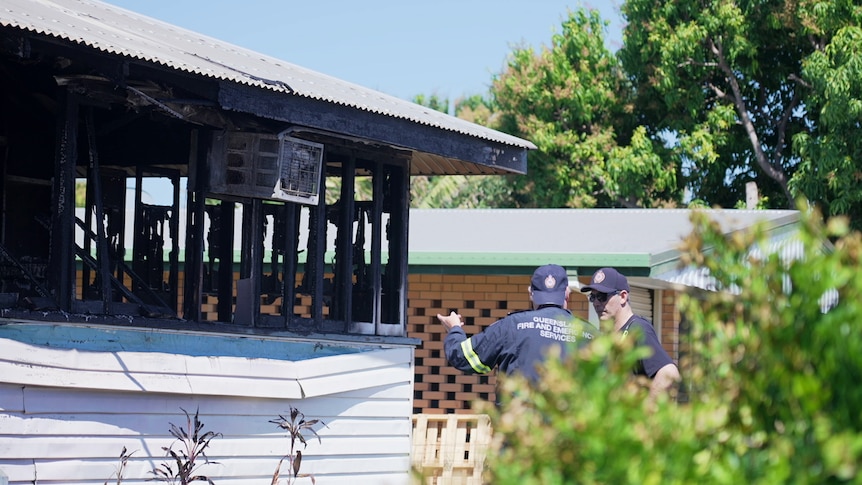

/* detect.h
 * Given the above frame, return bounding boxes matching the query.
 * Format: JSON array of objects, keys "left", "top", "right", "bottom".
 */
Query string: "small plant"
[
  {"left": 150, "top": 407, "right": 222, "bottom": 485},
  {"left": 269, "top": 406, "right": 325, "bottom": 485},
  {"left": 105, "top": 446, "right": 135, "bottom": 485}
]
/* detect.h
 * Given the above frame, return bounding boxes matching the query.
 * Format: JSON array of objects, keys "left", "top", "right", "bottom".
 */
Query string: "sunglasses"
[{"left": 588, "top": 290, "right": 619, "bottom": 303}]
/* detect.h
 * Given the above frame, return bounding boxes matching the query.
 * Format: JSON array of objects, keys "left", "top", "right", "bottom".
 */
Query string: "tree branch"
[
  {"left": 707, "top": 82, "right": 728, "bottom": 99},
  {"left": 774, "top": 85, "right": 801, "bottom": 176},
  {"left": 709, "top": 38, "right": 793, "bottom": 206},
  {"left": 788, "top": 73, "right": 811, "bottom": 90}
]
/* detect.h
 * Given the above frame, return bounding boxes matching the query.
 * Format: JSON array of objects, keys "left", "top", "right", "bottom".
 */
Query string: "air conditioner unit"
[
  {"left": 209, "top": 131, "right": 324, "bottom": 205},
  {"left": 272, "top": 133, "right": 324, "bottom": 205}
]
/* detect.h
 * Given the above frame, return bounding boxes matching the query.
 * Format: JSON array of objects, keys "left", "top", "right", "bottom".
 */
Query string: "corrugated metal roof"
[
  {"left": 407, "top": 208, "right": 801, "bottom": 278},
  {"left": 654, "top": 227, "right": 838, "bottom": 309},
  {"left": 1, "top": 0, "right": 535, "bottom": 151},
  {"left": 653, "top": 228, "right": 805, "bottom": 290}
]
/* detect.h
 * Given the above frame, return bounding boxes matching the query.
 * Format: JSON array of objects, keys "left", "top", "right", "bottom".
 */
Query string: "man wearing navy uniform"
[
  {"left": 581, "top": 267, "right": 681, "bottom": 400},
  {"left": 437, "top": 264, "right": 599, "bottom": 385}
]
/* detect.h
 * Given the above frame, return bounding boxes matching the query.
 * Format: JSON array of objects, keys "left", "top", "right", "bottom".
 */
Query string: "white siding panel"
[
  {"left": 299, "top": 364, "right": 412, "bottom": 398},
  {"left": 23, "top": 455, "right": 411, "bottom": 482},
  {"left": 0, "top": 413, "right": 411, "bottom": 438},
  {"left": 337, "top": 381, "right": 414, "bottom": 399},
  {"left": 293, "top": 347, "right": 412, "bottom": 378},
  {"left": 21, "top": 386, "right": 412, "bottom": 418},
  {"left": 0, "top": 382, "right": 24, "bottom": 411},
  {"left": 33, "top": 475, "right": 411, "bottom": 485},
  {"left": 0, "top": 338, "right": 306, "bottom": 398},
  {"left": 0, "top": 338, "right": 413, "bottom": 399},
  {"left": 0, "top": 435, "right": 411, "bottom": 459},
  {"left": 0, "top": 462, "right": 34, "bottom": 484},
  {"left": 0, "top": 359, "right": 305, "bottom": 398},
  {"left": 0, "top": 325, "right": 415, "bottom": 485},
  {"left": 1, "top": 401, "right": 414, "bottom": 484}
]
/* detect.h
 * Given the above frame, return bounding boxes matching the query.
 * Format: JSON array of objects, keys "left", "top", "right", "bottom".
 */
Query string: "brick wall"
[{"left": 408, "top": 273, "right": 594, "bottom": 415}]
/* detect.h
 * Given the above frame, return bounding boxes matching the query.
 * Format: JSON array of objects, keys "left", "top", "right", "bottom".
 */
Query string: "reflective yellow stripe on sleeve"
[{"left": 460, "top": 338, "right": 492, "bottom": 374}]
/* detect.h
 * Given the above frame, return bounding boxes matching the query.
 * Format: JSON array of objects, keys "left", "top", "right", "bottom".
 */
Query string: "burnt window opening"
[{"left": 75, "top": 166, "right": 182, "bottom": 319}]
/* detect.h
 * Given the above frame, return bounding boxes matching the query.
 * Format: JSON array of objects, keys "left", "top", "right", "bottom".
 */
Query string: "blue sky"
[{"left": 102, "top": 0, "right": 625, "bottom": 102}]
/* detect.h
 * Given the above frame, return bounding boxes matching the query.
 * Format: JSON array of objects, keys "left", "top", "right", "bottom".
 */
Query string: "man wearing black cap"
[
  {"left": 581, "top": 267, "right": 681, "bottom": 400},
  {"left": 437, "top": 264, "right": 599, "bottom": 385}
]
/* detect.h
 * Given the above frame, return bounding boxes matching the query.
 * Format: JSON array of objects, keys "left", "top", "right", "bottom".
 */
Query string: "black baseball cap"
[
  {"left": 580, "top": 267, "right": 630, "bottom": 294},
  {"left": 530, "top": 264, "right": 569, "bottom": 305}
]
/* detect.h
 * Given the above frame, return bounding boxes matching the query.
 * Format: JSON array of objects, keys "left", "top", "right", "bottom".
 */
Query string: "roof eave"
[{"left": 218, "top": 82, "right": 530, "bottom": 175}]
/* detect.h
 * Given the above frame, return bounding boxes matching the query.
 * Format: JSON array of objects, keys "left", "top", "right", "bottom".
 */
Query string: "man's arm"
[
  {"left": 438, "top": 311, "right": 498, "bottom": 375},
  {"left": 438, "top": 311, "right": 477, "bottom": 374},
  {"left": 649, "top": 362, "right": 681, "bottom": 400}
]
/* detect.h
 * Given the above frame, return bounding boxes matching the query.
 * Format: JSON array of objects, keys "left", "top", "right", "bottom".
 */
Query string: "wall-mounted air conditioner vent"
[
  {"left": 209, "top": 131, "right": 324, "bottom": 205},
  {"left": 272, "top": 134, "right": 324, "bottom": 205}
]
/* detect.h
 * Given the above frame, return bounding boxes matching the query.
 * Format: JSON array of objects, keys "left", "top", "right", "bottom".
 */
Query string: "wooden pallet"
[{"left": 412, "top": 414, "right": 492, "bottom": 485}]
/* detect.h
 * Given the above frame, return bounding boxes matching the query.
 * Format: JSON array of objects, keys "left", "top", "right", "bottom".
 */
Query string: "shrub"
[{"left": 482, "top": 204, "right": 862, "bottom": 484}]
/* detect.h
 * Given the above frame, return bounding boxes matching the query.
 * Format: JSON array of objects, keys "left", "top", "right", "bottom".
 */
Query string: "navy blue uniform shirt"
[
  {"left": 620, "top": 314, "right": 673, "bottom": 378},
  {"left": 444, "top": 305, "right": 599, "bottom": 382}
]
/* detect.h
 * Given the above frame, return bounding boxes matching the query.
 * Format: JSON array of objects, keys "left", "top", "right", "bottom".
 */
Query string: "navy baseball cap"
[
  {"left": 530, "top": 264, "right": 569, "bottom": 305},
  {"left": 580, "top": 267, "right": 630, "bottom": 294}
]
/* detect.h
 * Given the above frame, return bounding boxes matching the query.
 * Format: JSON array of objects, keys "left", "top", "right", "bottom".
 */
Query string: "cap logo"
[
  {"left": 593, "top": 270, "right": 606, "bottom": 284},
  {"left": 544, "top": 274, "right": 557, "bottom": 289}
]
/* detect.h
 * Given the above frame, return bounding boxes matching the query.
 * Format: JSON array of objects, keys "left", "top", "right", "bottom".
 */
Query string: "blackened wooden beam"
[{"left": 50, "top": 88, "right": 78, "bottom": 311}]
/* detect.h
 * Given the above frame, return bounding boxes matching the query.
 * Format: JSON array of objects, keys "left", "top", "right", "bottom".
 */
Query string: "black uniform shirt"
[
  {"left": 620, "top": 314, "right": 674, "bottom": 378},
  {"left": 444, "top": 305, "right": 599, "bottom": 382}
]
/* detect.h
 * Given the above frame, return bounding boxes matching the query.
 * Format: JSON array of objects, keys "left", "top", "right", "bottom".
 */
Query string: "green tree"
[
  {"left": 453, "top": 94, "right": 497, "bottom": 127},
  {"left": 620, "top": 0, "right": 862, "bottom": 219},
  {"left": 411, "top": 93, "right": 451, "bottom": 115},
  {"left": 489, "top": 8, "right": 678, "bottom": 208},
  {"left": 483, "top": 205, "right": 862, "bottom": 483},
  {"left": 76, "top": 181, "right": 87, "bottom": 207},
  {"left": 791, "top": 7, "right": 862, "bottom": 227}
]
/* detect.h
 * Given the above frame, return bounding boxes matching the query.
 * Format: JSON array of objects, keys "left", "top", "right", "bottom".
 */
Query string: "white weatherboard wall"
[{"left": 0, "top": 322, "right": 415, "bottom": 485}]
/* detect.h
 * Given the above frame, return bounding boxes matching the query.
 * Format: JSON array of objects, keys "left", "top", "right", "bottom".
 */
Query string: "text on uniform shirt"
[{"left": 516, "top": 318, "right": 594, "bottom": 342}]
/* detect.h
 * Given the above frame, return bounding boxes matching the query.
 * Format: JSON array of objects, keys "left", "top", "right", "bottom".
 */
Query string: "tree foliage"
[
  {"left": 410, "top": 2, "right": 862, "bottom": 225},
  {"left": 482, "top": 205, "right": 862, "bottom": 483},
  {"left": 410, "top": 8, "right": 680, "bottom": 209},
  {"left": 409, "top": 93, "right": 507, "bottom": 208},
  {"left": 791, "top": 4, "right": 862, "bottom": 227},
  {"left": 620, "top": 0, "right": 862, "bottom": 221},
  {"left": 490, "top": 9, "right": 678, "bottom": 208}
]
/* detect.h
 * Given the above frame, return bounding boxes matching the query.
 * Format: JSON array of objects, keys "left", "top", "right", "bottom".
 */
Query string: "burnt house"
[
  {"left": 0, "top": 0, "right": 532, "bottom": 333},
  {"left": 0, "top": 1, "right": 535, "bottom": 483}
]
